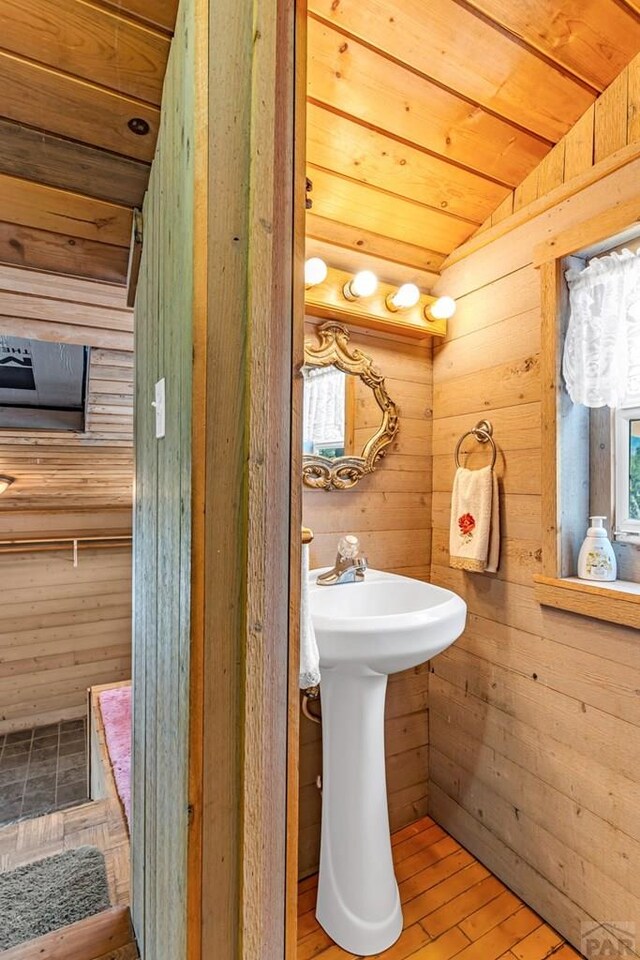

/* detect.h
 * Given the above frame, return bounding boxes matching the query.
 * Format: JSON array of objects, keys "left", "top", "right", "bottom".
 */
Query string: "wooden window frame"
[{"left": 534, "top": 214, "right": 640, "bottom": 630}]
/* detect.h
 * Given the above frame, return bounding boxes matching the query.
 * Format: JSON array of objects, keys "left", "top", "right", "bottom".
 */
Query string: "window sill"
[{"left": 534, "top": 575, "right": 640, "bottom": 629}]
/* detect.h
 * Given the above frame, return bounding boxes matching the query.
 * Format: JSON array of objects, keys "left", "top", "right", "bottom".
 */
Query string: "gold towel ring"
[{"left": 454, "top": 419, "right": 497, "bottom": 469}]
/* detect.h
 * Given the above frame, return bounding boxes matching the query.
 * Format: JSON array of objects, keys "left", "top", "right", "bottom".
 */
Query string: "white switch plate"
[{"left": 153, "top": 378, "right": 165, "bottom": 439}]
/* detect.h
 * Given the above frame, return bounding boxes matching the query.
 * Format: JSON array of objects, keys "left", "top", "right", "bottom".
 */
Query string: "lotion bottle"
[{"left": 577, "top": 516, "right": 617, "bottom": 582}]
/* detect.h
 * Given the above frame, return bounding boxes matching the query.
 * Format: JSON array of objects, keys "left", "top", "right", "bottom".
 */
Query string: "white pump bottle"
[{"left": 577, "top": 516, "right": 617, "bottom": 582}]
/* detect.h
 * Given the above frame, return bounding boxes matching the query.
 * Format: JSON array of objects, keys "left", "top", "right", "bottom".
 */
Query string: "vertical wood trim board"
[
  {"left": 430, "top": 158, "right": 640, "bottom": 953},
  {"left": 132, "top": 0, "right": 195, "bottom": 956},
  {"left": 201, "top": 0, "right": 298, "bottom": 957},
  {"left": 286, "top": 1, "right": 308, "bottom": 955}
]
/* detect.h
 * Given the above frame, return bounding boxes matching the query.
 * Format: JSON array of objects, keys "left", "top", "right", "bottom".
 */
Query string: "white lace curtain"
[{"left": 563, "top": 249, "right": 640, "bottom": 408}]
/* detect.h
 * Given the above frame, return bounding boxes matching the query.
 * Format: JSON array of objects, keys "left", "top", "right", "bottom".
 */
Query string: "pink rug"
[{"left": 98, "top": 686, "right": 131, "bottom": 829}]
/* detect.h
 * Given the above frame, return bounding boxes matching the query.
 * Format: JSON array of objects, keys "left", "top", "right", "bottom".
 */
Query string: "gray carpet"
[{"left": 0, "top": 845, "right": 111, "bottom": 950}]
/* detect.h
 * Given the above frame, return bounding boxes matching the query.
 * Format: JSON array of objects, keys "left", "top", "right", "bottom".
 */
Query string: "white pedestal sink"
[{"left": 309, "top": 568, "right": 467, "bottom": 956}]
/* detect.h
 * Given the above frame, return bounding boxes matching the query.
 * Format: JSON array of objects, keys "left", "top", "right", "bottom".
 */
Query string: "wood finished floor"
[
  {"left": 0, "top": 795, "right": 130, "bottom": 908},
  {"left": 297, "top": 817, "right": 584, "bottom": 960}
]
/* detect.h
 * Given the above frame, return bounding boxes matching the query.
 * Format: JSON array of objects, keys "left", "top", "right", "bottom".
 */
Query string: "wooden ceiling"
[
  {"left": 305, "top": 0, "right": 640, "bottom": 279},
  {"left": 0, "top": 0, "right": 178, "bottom": 284}
]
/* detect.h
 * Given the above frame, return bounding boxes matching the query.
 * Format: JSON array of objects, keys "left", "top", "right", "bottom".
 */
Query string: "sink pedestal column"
[{"left": 316, "top": 667, "right": 402, "bottom": 955}]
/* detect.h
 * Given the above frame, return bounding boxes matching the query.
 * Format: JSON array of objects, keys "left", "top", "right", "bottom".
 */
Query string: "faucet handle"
[{"left": 337, "top": 534, "right": 360, "bottom": 559}]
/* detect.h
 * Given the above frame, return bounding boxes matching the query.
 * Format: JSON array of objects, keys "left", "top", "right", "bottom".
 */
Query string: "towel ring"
[{"left": 454, "top": 419, "right": 497, "bottom": 470}]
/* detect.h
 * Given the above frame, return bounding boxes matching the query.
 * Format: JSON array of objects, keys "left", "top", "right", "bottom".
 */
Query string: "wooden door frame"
[{"left": 187, "top": 0, "right": 306, "bottom": 957}]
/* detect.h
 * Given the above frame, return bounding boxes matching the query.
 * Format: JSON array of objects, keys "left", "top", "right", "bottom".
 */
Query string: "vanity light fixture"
[
  {"left": 343, "top": 270, "right": 378, "bottom": 301},
  {"left": 385, "top": 283, "right": 421, "bottom": 312},
  {"left": 0, "top": 475, "right": 14, "bottom": 495},
  {"left": 304, "top": 257, "right": 328, "bottom": 288},
  {"left": 427, "top": 296, "right": 457, "bottom": 321}
]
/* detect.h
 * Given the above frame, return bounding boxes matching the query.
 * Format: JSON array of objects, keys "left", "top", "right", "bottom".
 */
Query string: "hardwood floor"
[
  {"left": 0, "top": 796, "right": 130, "bottom": 907},
  {"left": 297, "top": 817, "right": 584, "bottom": 959}
]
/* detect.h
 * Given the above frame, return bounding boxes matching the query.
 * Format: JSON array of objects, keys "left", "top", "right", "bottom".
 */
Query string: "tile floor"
[
  {"left": 0, "top": 718, "right": 88, "bottom": 824},
  {"left": 297, "top": 817, "right": 585, "bottom": 959}
]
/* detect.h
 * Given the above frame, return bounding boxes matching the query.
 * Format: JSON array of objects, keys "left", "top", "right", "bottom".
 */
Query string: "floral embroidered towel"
[{"left": 449, "top": 465, "right": 500, "bottom": 573}]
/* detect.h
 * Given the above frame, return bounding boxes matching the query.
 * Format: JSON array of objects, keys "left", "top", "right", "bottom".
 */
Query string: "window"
[
  {"left": 614, "top": 405, "right": 640, "bottom": 541},
  {"left": 0, "top": 335, "right": 89, "bottom": 432}
]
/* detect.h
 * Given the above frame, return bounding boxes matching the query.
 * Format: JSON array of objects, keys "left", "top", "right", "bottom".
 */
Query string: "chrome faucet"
[{"left": 316, "top": 535, "right": 367, "bottom": 585}]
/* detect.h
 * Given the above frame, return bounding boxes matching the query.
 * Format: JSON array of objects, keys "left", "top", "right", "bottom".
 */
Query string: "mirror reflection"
[
  {"left": 302, "top": 322, "right": 399, "bottom": 491},
  {"left": 303, "top": 366, "right": 354, "bottom": 459}
]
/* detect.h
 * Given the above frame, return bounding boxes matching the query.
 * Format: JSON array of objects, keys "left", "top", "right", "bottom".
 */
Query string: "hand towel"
[
  {"left": 449, "top": 465, "right": 500, "bottom": 573},
  {"left": 299, "top": 543, "right": 321, "bottom": 689}
]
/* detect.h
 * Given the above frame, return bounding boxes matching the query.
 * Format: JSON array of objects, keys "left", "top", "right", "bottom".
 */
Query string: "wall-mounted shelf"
[{"left": 304, "top": 267, "right": 446, "bottom": 340}]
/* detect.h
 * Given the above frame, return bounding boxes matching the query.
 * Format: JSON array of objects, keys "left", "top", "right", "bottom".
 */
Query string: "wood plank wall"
[
  {"left": 299, "top": 322, "right": 433, "bottom": 876},
  {"left": 0, "top": 546, "right": 131, "bottom": 733},
  {"left": 131, "top": 0, "right": 194, "bottom": 955},
  {"left": 476, "top": 50, "right": 640, "bottom": 232},
  {"left": 0, "top": 265, "right": 133, "bottom": 512},
  {"left": 430, "top": 154, "right": 640, "bottom": 952}
]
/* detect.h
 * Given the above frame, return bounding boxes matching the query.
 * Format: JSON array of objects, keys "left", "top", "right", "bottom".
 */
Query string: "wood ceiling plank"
[
  {"left": 93, "top": 0, "right": 179, "bottom": 33},
  {"left": 309, "top": 166, "right": 477, "bottom": 254},
  {"left": 0, "top": 174, "right": 132, "bottom": 246},
  {"left": 0, "top": 120, "right": 149, "bottom": 207},
  {"left": 307, "top": 103, "right": 509, "bottom": 223},
  {"left": 0, "top": 0, "right": 170, "bottom": 105},
  {"left": 462, "top": 0, "right": 640, "bottom": 92},
  {"left": 0, "top": 50, "right": 159, "bottom": 162},
  {"left": 305, "top": 214, "right": 446, "bottom": 273},
  {"left": 307, "top": 19, "right": 550, "bottom": 187},
  {"left": 0, "top": 222, "right": 128, "bottom": 284},
  {"left": 308, "top": 0, "right": 595, "bottom": 141},
  {"left": 305, "top": 237, "right": 439, "bottom": 288}
]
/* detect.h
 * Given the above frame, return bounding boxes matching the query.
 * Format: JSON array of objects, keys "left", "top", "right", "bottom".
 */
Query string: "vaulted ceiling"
[
  {"left": 306, "top": 0, "right": 640, "bottom": 277},
  {"left": 0, "top": 0, "right": 178, "bottom": 285},
  {"left": 0, "top": 1, "right": 638, "bottom": 288}
]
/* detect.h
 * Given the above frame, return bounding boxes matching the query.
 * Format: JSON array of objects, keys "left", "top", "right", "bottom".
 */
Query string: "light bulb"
[
  {"left": 0, "top": 475, "right": 14, "bottom": 495},
  {"left": 386, "top": 283, "right": 420, "bottom": 312},
  {"left": 344, "top": 270, "right": 378, "bottom": 300},
  {"left": 428, "top": 296, "right": 456, "bottom": 320},
  {"left": 304, "top": 257, "right": 328, "bottom": 287}
]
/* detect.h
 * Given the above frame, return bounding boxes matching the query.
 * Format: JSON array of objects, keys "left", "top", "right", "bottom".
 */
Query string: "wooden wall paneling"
[
  {"left": 299, "top": 325, "right": 433, "bottom": 876},
  {"left": 286, "top": 0, "right": 307, "bottom": 952},
  {"left": 132, "top": 0, "right": 299, "bottom": 953},
  {"left": 594, "top": 68, "right": 629, "bottom": 162},
  {"left": 0, "top": 547, "right": 131, "bottom": 733},
  {"left": 563, "top": 105, "right": 595, "bottom": 181},
  {"left": 431, "top": 137, "right": 640, "bottom": 952},
  {"left": 0, "top": 270, "right": 133, "bottom": 511}
]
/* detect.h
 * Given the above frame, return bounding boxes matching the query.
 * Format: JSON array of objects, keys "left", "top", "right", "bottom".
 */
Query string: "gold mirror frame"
[{"left": 302, "top": 322, "right": 399, "bottom": 490}]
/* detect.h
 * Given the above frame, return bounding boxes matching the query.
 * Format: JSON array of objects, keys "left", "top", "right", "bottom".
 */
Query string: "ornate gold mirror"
[{"left": 302, "top": 322, "right": 399, "bottom": 490}]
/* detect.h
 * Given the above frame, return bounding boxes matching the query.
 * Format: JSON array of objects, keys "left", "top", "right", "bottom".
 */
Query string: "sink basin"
[
  {"left": 309, "top": 568, "right": 466, "bottom": 956},
  {"left": 310, "top": 568, "right": 467, "bottom": 675}
]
